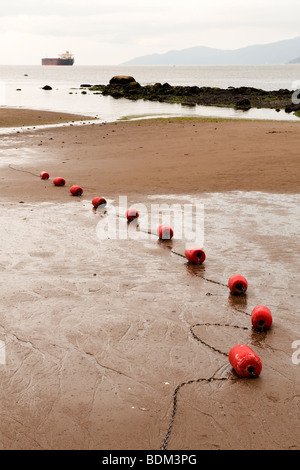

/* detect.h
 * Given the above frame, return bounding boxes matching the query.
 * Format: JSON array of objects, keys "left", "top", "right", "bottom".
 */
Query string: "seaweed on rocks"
[{"left": 88, "top": 77, "right": 300, "bottom": 114}]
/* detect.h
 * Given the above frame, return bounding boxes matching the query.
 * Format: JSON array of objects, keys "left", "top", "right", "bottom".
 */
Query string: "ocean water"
[{"left": 0, "top": 64, "right": 300, "bottom": 123}]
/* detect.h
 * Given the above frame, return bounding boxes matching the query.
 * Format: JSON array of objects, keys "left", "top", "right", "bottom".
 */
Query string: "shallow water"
[{"left": 1, "top": 64, "right": 300, "bottom": 124}]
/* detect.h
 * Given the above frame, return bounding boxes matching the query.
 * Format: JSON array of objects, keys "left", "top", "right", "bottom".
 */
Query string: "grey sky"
[{"left": 1, "top": 0, "right": 299, "bottom": 64}]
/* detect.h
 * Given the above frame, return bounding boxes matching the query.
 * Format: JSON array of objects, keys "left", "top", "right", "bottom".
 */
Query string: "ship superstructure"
[{"left": 42, "top": 51, "right": 74, "bottom": 66}]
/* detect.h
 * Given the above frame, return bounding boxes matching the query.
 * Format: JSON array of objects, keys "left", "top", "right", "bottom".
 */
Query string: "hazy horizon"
[{"left": 1, "top": 0, "right": 300, "bottom": 65}]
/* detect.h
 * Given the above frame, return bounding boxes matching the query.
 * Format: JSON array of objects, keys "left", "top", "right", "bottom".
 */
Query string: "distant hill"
[
  {"left": 289, "top": 57, "right": 300, "bottom": 63},
  {"left": 121, "top": 36, "right": 300, "bottom": 66}
]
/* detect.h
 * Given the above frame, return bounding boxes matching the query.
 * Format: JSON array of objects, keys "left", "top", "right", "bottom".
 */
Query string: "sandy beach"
[
  {"left": 1, "top": 110, "right": 299, "bottom": 201},
  {"left": 0, "top": 108, "right": 299, "bottom": 450},
  {"left": 0, "top": 107, "right": 94, "bottom": 129}
]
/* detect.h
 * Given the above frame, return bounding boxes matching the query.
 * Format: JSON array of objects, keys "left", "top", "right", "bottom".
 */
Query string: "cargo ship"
[{"left": 42, "top": 51, "right": 74, "bottom": 66}]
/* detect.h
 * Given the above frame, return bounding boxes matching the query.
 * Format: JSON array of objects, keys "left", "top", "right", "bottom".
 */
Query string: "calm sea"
[{"left": 0, "top": 64, "right": 300, "bottom": 122}]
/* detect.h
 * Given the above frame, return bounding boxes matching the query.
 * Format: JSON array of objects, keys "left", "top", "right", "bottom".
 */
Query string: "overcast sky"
[{"left": 1, "top": 0, "right": 300, "bottom": 65}]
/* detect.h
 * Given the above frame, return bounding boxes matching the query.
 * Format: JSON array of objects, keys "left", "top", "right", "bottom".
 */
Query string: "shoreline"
[{"left": 1, "top": 105, "right": 299, "bottom": 135}]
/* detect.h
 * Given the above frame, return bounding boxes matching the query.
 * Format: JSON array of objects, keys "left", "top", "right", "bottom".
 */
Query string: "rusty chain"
[{"left": 160, "top": 316, "right": 251, "bottom": 450}]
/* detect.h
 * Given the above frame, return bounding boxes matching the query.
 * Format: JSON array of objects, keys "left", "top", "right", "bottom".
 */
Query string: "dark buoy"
[
  {"left": 229, "top": 344, "right": 262, "bottom": 378},
  {"left": 157, "top": 224, "right": 173, "bottom": 240},
  {"left": 40, "top": 171, "right": 49, "bottom": 180},
  {"left": 53, "top": 177, "right": 66, "bottom": 186},
  {"left": 92, "top": 197, "right": 107, "bottom": 209},
  {"left": 251, "top": 305, "right": 272, "bottom": 331},
  {"left": 185, "top": 247, "right": 206, "bottom": 265},
  {"left": 70, "top": 185, "right": 83, "bottom": 196},
  {"left": 126, "top": 208, "right": 139, "bottom": 222},
  {"left": 228, "top": 274, "right": 248, "bottom": 295}
]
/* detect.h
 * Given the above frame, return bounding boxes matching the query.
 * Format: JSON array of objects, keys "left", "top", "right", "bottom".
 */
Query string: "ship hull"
[{"left": 42, "top": 58, "right": 74, "bottom": 66}]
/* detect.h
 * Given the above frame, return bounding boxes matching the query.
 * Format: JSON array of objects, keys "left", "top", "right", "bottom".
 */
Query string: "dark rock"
[
  {"left": 80, "top": 84, "right": 92, "bottom": 87},
  {"left": 111, "top": 91, "right": 123, "bottom": 99},
  {"left": 127, "top": 81, "right": 141, "bottom": 88},
  {"left": 42, "top": 85, "right": 52, "bottom": 90},
  {"left": 257, "top": 89, "right": 270, "bottom": 96},
  {"left": 278, "top": 88, "right": 290, "bottom": 95},
  {"left": 109, "top": 75, "right": 136, "bottom": 85},
  {"left": 190, "top": 86, "right": 200, "bottom": 94},
  {"left": 235, "top": 98, "right": 251, "bottom": 110},
  {"left": 284, "top": 103, "right": 300, "bottom": 113}
]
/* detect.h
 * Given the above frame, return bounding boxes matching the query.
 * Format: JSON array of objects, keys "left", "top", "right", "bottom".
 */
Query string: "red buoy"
[
  {"left": 126, "top": 208, "right": 139, "bottom": 222},
  {"left": 53, "top": 177, "right": 66, "bottom": 187},
  {"left": 92, "top": 197, "right": 107, "bottom": 209},
  {"left": 229, "top": 344, "right": 262, "bottom": 378},
  {"left": 251, "top": 305, "right": 272, "bottom": 331},
  {"left": 40, "top": 171, "right": 49, "bottom": 180},
  {"left": 185, "top": 247, "right": 206, "bottom": 265},
  {"left": 228, "top": 274, "right": 248, "bottom": 295},
  {"left": 157, "top": 224, "right": 174, "bottom": 240},
  {"left": 70, "top": 185, "right": 83, "bottom": 196}
]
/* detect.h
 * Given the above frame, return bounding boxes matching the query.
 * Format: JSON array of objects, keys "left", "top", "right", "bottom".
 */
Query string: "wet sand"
[
  {"left": 0, "top": 111, "right": 300, "bottom": 450},
  {"left": 0, "top": 107, "right": 94, "bottom": 129}
]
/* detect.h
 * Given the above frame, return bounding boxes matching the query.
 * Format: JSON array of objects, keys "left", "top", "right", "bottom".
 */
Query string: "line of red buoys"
[
  {"left": 228, "top": 274, "right": 248, "bottom": 296},
  {"left": 40, "top": 170, "right": 85, "bottom": 196},
  {"left": 157, "top": 224, "right": 174, "bottom": 240},
  {"left": 229, "top": 344, "right": 263, "bottom": 378},
  {"left": 251, "top": 305, "right": 273, "bottom": 331},
  {"left": 184, "top": 247, "right": 206, "bottom": 265},
  {"left": 36, "top": 177, "right": 273, "bottom": 379},
  {"left": 53, "top": 177, "right": 66, "bottom": 187},
  {"left": 92, "top": 197, "right": 107, "bottom": 209},
  {"left": 40, "top": 170, "right": 109, "bottom": 207},
  {"left": 126, "top": 208, "right": 139, "bottom": 222},
  {"left": 70, "top": 185, "right": 83, "bottom": 196},
  {"left": 40, "top": 171, "right": 49, "bottom": 180}
]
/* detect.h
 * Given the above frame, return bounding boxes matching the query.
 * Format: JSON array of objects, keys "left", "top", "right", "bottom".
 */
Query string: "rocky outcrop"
[
  {"left": 88, "top": 79, "right": 299, "bottom": 115},
  {"left": 109, "top": 75, "right": 137, "bottom": 85}
]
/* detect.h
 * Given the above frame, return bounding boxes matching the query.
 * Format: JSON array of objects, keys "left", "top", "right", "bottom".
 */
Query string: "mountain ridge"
[
  {"left": 121, "top": 36, "right": 300, "bottom": 66},
  {"left": 289, "top": 56, "right": 300, "bottom": 63}
]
